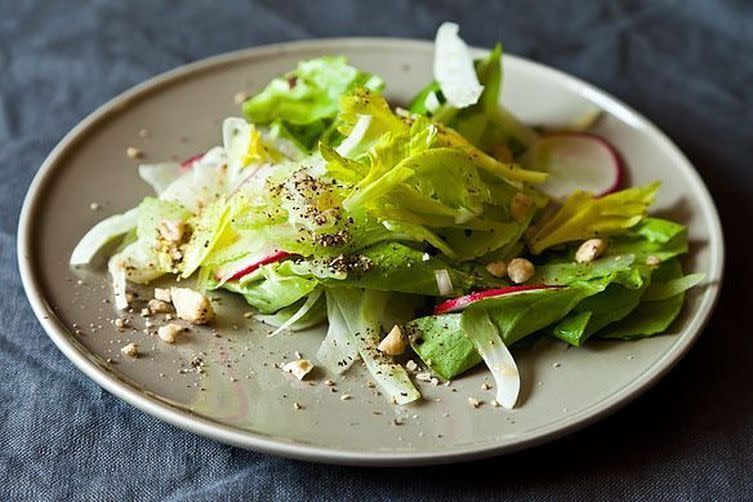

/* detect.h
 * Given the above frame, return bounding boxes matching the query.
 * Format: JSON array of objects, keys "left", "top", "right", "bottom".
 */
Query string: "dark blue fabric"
[{"left": 1, "top": 0, "right": 751, "bottom": 499}]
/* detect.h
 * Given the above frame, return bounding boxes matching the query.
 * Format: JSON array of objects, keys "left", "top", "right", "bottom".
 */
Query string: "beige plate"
[{"left": 18, "top": 39, "right": 724, "bottom": 466}]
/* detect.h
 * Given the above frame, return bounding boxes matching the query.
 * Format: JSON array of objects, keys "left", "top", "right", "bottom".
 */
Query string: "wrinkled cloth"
[{"left": 1, "top": 0, "right": 752, "bottom": 500}]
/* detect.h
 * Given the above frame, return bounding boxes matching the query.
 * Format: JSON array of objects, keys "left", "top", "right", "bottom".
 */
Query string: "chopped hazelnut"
[
  {"left": 170, "top": 287, "right": 215, "bottom": 325},
  {"left": 148, "top": 299, "right": 172, "bottom": 314},
  {"left": 645, "top": 255, "right": 661, "bottom": 266},
  {"left": 575, "top": 238, "right": 607, "bottom": 263},
  {"left": 415, "top": 372, "right": 432, "bottom": 382},
  {"left": 126, "top": 146, "right": 142, "bottom": 159},
  {"left": 377, "top": 325, "right": 407, "bottom": 356},
  {"left": 282, "top": 359, "right": 313, "bottom": 380},
  {"left": 507, "top": 258, "right": 534, "bottom": 284},
  {"left": 89, "top": 202, "right": 100, "bottom": 211},
  {"left": 154, "top": 288, "right": 172, "bottom": 303},
  {"left": 468, "top": 397, "right": 482, "bottom": 408},
  {"left": 234, "top": 91, "right": 249, "bottom": 104},
  {"left": 405, "top": 360, "right": 418, "bottom": 372},
  {"left": 485, "top": 260, "right": 507, "bottom": 278},
  {"left": 158, "top": 220, "right": 186, "bottom": 243},
  {"left": 157, "top": 323, "right": 184, "bottom": 343},
  {"left": 120, "top": 342, "right": 139, "bottom": 357},
  {"left": 510, "top": 193, "right": 533, "bottom": 222}
]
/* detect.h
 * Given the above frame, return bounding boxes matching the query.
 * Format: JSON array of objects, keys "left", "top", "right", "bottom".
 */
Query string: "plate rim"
[{"left": 17, "top": 37, "right": 725, "bottom": 466}]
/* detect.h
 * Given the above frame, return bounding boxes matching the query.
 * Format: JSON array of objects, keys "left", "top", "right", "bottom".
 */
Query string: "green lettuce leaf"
[
  {"left": 243, "top": 57, "right": 383, "bottom": 150},
  {"left": 598, "top": 259, "right": 700, "bottom": 340},
  {"left": 222, "top": 261, "right": 319, "bottom": 314},
  {"left": 407, "top": 314, "right": 483, "bottom": 380},
  {"left": 528, "top": 182, "right": 660, "bottom": 254}
]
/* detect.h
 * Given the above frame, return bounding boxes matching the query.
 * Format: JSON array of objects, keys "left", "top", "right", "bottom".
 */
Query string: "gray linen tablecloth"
[{"left": 1, "top": 0, "right": 751, "bottom": 499}]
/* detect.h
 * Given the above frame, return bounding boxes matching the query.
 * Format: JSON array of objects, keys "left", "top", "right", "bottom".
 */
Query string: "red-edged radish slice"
[
  {"left": 217, "top": 251, "right": 291, "bottom": 282},
  {"left": 433, "top": 285, "right": 562, "bottom": 314},
  {"left": 180, "top": 152, "right": 205, "bottom": 171},
  {"left": 525, "top": 132, "right": 624, "bottom": 200}
]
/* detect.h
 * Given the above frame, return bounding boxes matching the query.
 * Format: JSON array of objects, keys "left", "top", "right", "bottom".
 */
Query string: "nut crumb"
[
  {"left": 154, "top": 288, "right": 172, "bottom": 303},
  {"left": 468, "top": 397, "right": 482, "bottom": 408},
  {"left": 340, "top": 393, "right": 351, "bottom": 401},
  {"left": 243, "top": 312, "right": 254, "bottom": 319},
  {"left": 415, "top": 372, "right": 432, "bottom": 382},
  {"left": 485, "top": 260, "right": 507, "bottom": 278},
  {"left": 157, "top": 323, "right": 183, "bottom": 343},
  {"left": 89, "top": 202, "right": 100, "bottom": 211},
  {"left": 645, "top": 255, "right": 661, "bottom": 266},
  {"left": 507, "top": 258, "right": 534, "bottom": 284},
  {"left": 120, "top": 342, "right": 139, "bottom": 357},
  {"left": 324, "top": 379, "right": 336, "bottom": 387},
  {"left": 377, "top": 325, "right": 407, "bottom": 356},
  {"left": 148, "top": 299, "right": 172, "bottom": 314},
  {"left": 138, "top": 128, "right": 149, "bottom": 137},
  {"left": 126, "top": 146, "right": 143, "bottom": 159},
  {"left": 282, "top": 359, "right": 313, "bottom": 380},
  {"left": 575, "top": 238, "right": 607, "bottom": 263},
  {"left": 234, "top": 91, "right": 249, "bottom": 104},
  {"left": 490, "top": 400, "right": 501, "bottom": 408},
  {"left": 481, "top": 382, "right": 492, "bottom": 391},
  {"left": 171, "top": 287, "right": 215, "bottom": 325},
  {"left": 405, "top": 360, "right": 418, "bottom": 372},
  {"left": 292, "top": 401, "right": 302, "bottom": 410}
]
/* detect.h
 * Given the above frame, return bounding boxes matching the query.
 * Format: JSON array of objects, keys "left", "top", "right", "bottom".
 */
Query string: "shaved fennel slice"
[
  {"left": 334, "top": 289, "right": 420, "bottom": 405},
  {"left": 461, "top": 309, "right": 520, "bottom": 409},
  {"left": 434, "top": 22, "right": 484, "bottom": 108},
  {"left": 317, "top": 290, "right": 360, "bottom": 373},
  {"left": 138, "top": 162, "right": 183, "bottom": 195},
  {"left": 267, "top": 288, "right": 323, "bottom": 337},
  {"left": 69, "top": 208, "right": 139, "bottom": 266},
  {"left": 107, "top": 253, "right": 129, "bottom": 310}
]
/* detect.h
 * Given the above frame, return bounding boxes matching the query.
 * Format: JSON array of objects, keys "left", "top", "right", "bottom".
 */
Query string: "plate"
[{"left": 17, "top": 38, "right": 724, "bottom": 466}]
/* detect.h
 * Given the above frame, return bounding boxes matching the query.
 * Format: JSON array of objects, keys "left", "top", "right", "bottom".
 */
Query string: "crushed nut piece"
[
  {"left": 158, "top": 220, "right": 186, "bottom": 243},
  {"left": 340, "top": 393, "right": 351, "bottom": 401},
  {"left": 120, "top": 342, "right": 139, "bottom": 357},
  {"left": 138, "top": 128, "right": 149, "bottom": 137},
  {"left": 243, "top": 312, "right": 254, "bottom": 319},
  {"left": 140, "top": 308, "right": 151, "bottom": 317},
  {"left": 490, "top": 400, "right": 501, "bottom": 408},
  {"left": 324, "top": 379, "right": 336, "bottom": 387},
  {"left": 292, "top": 401, "right": 302, "bottom": 410},
  {"left": 114, "top": 318, "right": 126, "bottom": 329},
  {"left": 154, "top": 288, "right": 172, "bottom": 303},
  {"left": 485, "top": 260, "right": 508, "bottom": 278},
  {"left": 377, "top": 325, "right": 407, "bottom": 356},
  {"left": 366, "top": 380, "right": 376, "bottom": 388},
  {"left": 507, "top": 258, "right": 534, "bottom": 284},
  {"left": 510, "top": 192, "right": 533, "bottom": 222},
  {"left": 645, "top": 255, "right": 661, "bottom": 266},
  {"left": 468, "top": 397, "right": 482, "bottom": 408},
  {"left": 148, "top": 299, "right": 172, "bottom": 314},
  {"left": 89, "top": 202, "right": 100, "bottom": 211},
  {"left": 126, "top": 146, "right": 142, "bottom": 159},
  {"left": 575, "top": 238, "right": 607, "bottom": 263},
  {"left": 234, "top": 91, "right": 249, "bottom": 104},
  {"left": 481, "top": 382, "right": 492, "bottom": 391},
  {"left": 405, "top": 360, "right": 418, "bottom": 372},
  {"left": 157, "top": 323, "right": 183, "bottom": 343},
  {"left": 415, "top": 372, "right": 432, "bottom": 382},
  {"left": 171, "top": 287, "right": 215, "bottom": 325},
  {"left": 282, "top": 359, "right": 314, "bottom": 380}
]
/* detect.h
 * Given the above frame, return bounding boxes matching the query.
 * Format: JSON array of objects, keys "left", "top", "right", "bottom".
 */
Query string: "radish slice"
[
  {"left": 217, "top": 250, "right": 291, "bottom": 283},
  {"left": 180, "top": 152, "right": 205, "bottom": 171},
  {"left": 434, "top": 285, "right": 562, "bottom": 314},
  {"left": 525, "top": 132, "right": 624, "bottom": 201}
]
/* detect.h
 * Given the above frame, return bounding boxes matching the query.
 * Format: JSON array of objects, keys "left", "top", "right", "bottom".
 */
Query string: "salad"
[{"left": 71, "top": 23, "right": 703, "bottom": 409}]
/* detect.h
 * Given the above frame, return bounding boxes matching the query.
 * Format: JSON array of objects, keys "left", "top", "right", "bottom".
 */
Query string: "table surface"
[{"left": 2, "top": 0, "right": 751, "bottom": 500}]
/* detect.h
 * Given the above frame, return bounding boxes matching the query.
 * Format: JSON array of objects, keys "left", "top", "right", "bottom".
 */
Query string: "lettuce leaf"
[
  {"left": 243, "top": 57, "right": 383, "bottom": 150},
  {"left": 407, "top": 314, "right": 482, "bottom": 380},
  {"left": 598, "top": 259, "right": 699, "bottom": 339},
  {"left": 528, "top": 182, "right": 660, "bottom": 254},
  {"left": 222, "top": 261, "right": 319, "bottom": 314}
]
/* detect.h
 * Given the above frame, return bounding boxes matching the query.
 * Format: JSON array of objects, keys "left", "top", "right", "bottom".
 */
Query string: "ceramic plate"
[{"left": 18, "top": 39, "right": 723, "bottom": 466}]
